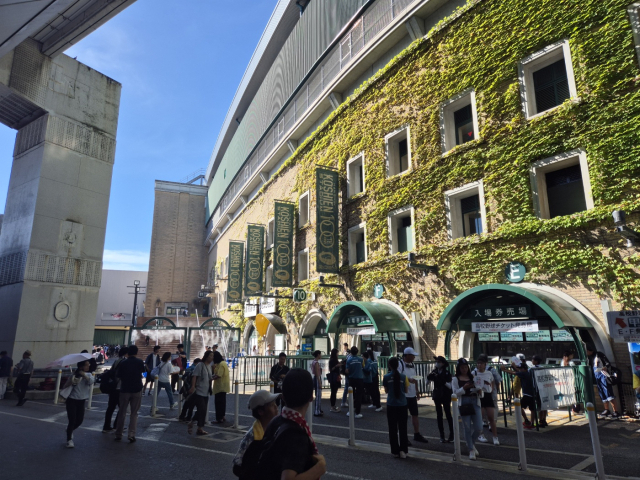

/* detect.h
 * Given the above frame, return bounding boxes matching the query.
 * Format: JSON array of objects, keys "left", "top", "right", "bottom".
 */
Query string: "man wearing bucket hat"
[
  {"left": 233, "top": 389, "right": 280, "bottom": 479},
  {"left": 399, "top": 347, "right": 428, "bottom": 443}
]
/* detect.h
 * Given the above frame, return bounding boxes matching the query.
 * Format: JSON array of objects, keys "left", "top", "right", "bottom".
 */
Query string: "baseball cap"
[
  {"left": 510, "top": 356, "right": 522, "bottom": 367},
  {"left": 248, "top": 390, "right": 280, "bottom": 410},
  {"left": 24, "top": 350, "right": 32, "bottom": 356},
  {"left": 433, "top": 356, "right": 447, "bottom": 364},
  {"left": 403, "top": 347, "right": 419, "bottom": 356}
]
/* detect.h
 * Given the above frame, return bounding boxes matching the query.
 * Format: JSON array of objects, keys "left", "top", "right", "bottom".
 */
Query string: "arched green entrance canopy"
[
  {"left": 436, "top": 284, "right": 591, "bottom": 360},
  {"left": 327, "top": 301, "right": 410, "bottom": 355}
]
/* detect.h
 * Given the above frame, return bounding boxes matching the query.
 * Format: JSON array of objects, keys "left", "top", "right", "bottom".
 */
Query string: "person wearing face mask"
[{"left": 427, "top": 356, "right": 453, "bottom": 443}]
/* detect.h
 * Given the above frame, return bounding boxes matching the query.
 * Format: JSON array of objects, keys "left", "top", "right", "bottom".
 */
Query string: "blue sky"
[{"left": 0, "top": 0, "right": 276, "bottom": 270}]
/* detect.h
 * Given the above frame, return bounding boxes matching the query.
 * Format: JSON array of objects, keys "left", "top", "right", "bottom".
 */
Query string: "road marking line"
[
  {"left": 138, "top": 423, "right": 170, "bottom": 441},
  {"left": 42, "top": 411, "right": 68, "bottom": 422},
  {"left": 570, "top": 456, "right": 595, "bottom": 471}
]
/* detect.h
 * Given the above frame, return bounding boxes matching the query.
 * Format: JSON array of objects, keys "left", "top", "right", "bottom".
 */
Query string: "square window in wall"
[
  {"left": 347, "top": 153, "right": 365, "bottom": 198},
  {"left": 518, "top": 40, "right": 577, "bottom": 119},
  {"left": 297, "top": 249, "right": 309, "bottom": 282},
  {"left": 385, "top": 127, "right": 411, "bottom": 177},
  {"left": 348, "top": 223, "right": 367, "bottom": 265},
  {"left": 299, "top": 192, "right": 310, "bottom": 228},
  {"left": 266, "top": 265, "right": 273, "bottom": 292},
  {"left": 530, "top": 149, "right": 593, "bottom": 219},
  {"left": 388, "top": 206, "right": 414, "bottom": 254},
  {"left": 267, "top": 218, "right": 275, "bottom": 249},
  {"left": 440, "top": 90, "right": 479, "bottom": 153},
  {"left": 444, "top": 181, "right": 487, "bottom": 240}
]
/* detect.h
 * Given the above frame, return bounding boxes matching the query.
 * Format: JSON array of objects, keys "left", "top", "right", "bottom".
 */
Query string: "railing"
[{"left": 210, "top": 0, "right": 419, "bottom": 234}]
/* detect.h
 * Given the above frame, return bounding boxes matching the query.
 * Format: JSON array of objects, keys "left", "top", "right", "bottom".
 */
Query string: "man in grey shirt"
[{"left": 14, "top": 350, "right": 34, "bottom": 406}]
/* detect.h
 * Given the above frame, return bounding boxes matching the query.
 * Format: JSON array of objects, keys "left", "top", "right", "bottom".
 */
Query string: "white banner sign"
[
  {"left": 244, "top": 301, "right": 258, "bottom": 318},
  {"left": 347, "top": 327, "right": 376, "bottom": 336},
  {"left": 533, "top": 367, "right": 576, "bottom": 410},
  {"left": 260, "top": 297, "right": 276, "bottom": 314},
  {"left": 472, "top": 320, "right": 538, "bottom": 333},
  {"left": 606, "top": 311, "right": 640, "bottom": 343}
]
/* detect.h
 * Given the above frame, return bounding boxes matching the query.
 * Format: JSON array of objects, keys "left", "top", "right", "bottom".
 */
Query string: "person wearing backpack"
[
  {"left": 345, "top": 347, "right": 365, "bottom": 418},
  {"left": 155, "top": 352, "right": 178, "bottom": 409},
  {"left": 63, "top": 360, "right": 95, "bottom": 448},
  {"left": 256, "top": 368, "right": 327, "bottom": 479},
  {"left": 232, "top": 389, "right": 280, "bottom": 479},
  {"left": 102, "top": 346, "right": 128, "bottom": 433},
  {"left": 399, "top": 347, "right": 428, "bottom": 443},
  {"left": 178, "top": 358, "right": 201, "bottom": 422},
  {"left": 586, "top": 344, "right": 620, "bottom": 418},
  {"left": 363, "top": 351, "right": 382, "bottom": 412},
  {"left": 427, "top": 356, "right": 453, "bottom": 443}
]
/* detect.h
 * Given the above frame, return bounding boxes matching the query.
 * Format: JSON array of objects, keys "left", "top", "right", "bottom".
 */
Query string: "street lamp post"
[{"left": 127, "top": 280, "right": 142, "bottom": 346}]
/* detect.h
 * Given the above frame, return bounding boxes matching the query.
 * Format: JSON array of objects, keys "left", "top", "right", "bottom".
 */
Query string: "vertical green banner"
[
  {"left": 245, "top": 224, "right": 265, "bottom": 296},
  {"left": 227, "top": 241, "right": 245, "bottom": 304},
  {"left": 273, "top": 201, "right": 294, "bottom": 288},
  {"left": 316, "top": 167, "right": 339, "bottom": 273}
]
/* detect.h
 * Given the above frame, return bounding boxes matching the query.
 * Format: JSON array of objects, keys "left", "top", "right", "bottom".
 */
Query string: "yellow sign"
[{"left": 255, "top": 314, "right": 271, "bottom": 337}]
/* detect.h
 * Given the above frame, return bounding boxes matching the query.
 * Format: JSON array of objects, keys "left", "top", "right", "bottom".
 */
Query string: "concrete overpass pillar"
[{"left": 0, "top": 39, "right": 121, "bottom": 366}]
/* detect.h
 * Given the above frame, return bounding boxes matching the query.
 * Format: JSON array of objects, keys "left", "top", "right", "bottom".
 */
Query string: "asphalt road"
[{"left": 1, "top": 390, "right": 638, "bottom": 480}]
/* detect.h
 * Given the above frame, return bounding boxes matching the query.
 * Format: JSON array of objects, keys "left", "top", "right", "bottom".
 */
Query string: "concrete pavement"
[{"left": 0, "top": 390, "right": 638, "bottom": 480}]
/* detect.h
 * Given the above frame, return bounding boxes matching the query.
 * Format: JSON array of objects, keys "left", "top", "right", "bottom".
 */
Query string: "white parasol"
[{"left": 46, "top": 353, "right": 93, "bottom": 369}]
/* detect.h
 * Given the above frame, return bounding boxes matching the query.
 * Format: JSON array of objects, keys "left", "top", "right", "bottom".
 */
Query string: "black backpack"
[
  {"left": 255, "top": 420, "right": 304, "bottom": 479},
  {"left": 98, "top": 367, "right": 117, "bottom": 394}
]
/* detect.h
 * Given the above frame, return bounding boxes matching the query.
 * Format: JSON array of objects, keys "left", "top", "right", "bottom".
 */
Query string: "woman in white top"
[
  {"left": 472, "top": 354, "right": 499, "bottom": 445},
  {"left": 157, "top": 352, "right": 178, "bottom": 409},
  {"left": 452, "top": 358, "right": 483, "bottom": 460},
  {"left": 64, "top": 360, "right": 95, "bottom": 448}
]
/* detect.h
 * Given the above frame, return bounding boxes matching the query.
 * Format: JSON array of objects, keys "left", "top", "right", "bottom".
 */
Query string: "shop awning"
[
  {"left": 255, "top": 313, "right": 287, "bottom": 337},
  {"left": 436, "top": 283, "right": 592, "bottom": 332},
  {"left": 327, "top": 301, "right": 410, "bottom": 334}
]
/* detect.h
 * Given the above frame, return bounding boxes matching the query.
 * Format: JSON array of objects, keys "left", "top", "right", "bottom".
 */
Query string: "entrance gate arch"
[{"left": 130, "top": 317, "right": 190, "bottom": 358}]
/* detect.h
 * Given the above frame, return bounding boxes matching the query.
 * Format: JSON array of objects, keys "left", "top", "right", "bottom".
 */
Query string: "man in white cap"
[
  {"left": 399, "top": 347, "right": 428, "bottom": 443},
  {"left": 232, "top": 389, "right": 280, "bottom": 479}
]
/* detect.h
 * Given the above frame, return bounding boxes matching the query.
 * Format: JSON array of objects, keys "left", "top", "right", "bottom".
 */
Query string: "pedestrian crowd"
[{"left": 0, "top": 340, "right": 631, "bottom": 476}]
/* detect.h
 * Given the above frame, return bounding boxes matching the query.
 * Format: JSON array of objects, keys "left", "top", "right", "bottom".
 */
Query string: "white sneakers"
[
  {"left": 399, "top": 451, "right": 407, "bottom": 459},
  {"left": 65, "top": 440, "right": 75, "bottom": 448},
  {"left": 347, "top": 412, "right": 364, "bottom": 418},
  {"left": 368, "top": 404, "right": 375, "bottom": 408},
  {"left": 493, "top": 437, "right": 500, "bottom": 445},
  {"left": 171, "top": 402, "right": 178, "bottom": 409},
  {"left": 375, "top": 407, "right": 383, "bottom": 412},
  {"left": 477, "top": 434, "right": 488, "bottom": 443},
  {"left": 469, "top": 450, "right": 476, "bottom": 460}
]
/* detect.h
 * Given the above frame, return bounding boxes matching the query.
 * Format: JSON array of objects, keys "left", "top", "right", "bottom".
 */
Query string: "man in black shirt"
[
  {"left": 257, "top": 368, "right": 326, "bottom": 479},
  {"left": 269, "top": 353, "right": 289, "bottom": 394},
  {"left": 115, "top": 345, "right": 145, "bottom": 443}
]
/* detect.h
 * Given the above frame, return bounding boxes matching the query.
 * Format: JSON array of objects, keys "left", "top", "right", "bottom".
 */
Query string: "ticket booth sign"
[{"left": 472, "top": 320, "right": 538, "bottom": 333}]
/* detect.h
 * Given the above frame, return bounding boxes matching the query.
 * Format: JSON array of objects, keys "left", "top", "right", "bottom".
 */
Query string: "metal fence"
[
  {"left": 231, "top": 355, "right": 603, "bottom": 423},
  {"left": 210, "top": 0, "right": 420, "bottom": 236}
]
